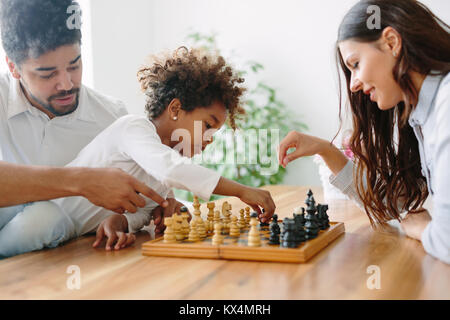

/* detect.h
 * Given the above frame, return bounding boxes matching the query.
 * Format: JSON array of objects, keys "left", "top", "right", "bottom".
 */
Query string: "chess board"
[{"left": 142, "top": 221, "right": 345, "bottom": 263}]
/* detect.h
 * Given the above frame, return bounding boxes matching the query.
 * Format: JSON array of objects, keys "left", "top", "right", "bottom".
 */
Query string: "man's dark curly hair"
[
  {"left": 137, "top": 47, "right": 246, "bottom": 130},
  {"left": 0, "top": 0, "right": 82, "bottom": 65}
]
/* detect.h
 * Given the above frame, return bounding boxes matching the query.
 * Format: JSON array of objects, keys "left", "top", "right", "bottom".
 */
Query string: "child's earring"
[
  {"left": 173, "top": 116, "right": 178, "bottom": 121},
  {"left": 393, "top": 51, "right": 397, "bottom": 58}
]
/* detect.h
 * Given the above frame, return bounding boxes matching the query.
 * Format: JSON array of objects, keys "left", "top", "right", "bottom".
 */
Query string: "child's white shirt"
[{"left": 53, "top": 114, "right": 221, "bottom": 235}]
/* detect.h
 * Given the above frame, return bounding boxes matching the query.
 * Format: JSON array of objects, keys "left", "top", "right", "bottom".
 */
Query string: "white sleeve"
[
  {"left": 422, "top": 78, "right": 450, "bottom": 264},
  {"left": 119, "top": 116, "right": 221, "bottom": 201},
  {"left": 329, "top": 160, "right": 365, "bottom": 211},
  {"left": 124, "top": 210, "right": 152, "bottom": 234}
]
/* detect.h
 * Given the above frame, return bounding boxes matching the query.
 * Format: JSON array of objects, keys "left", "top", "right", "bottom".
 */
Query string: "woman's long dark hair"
[{"left": 336, "top": 0, "right": 450, "bottom": 226}]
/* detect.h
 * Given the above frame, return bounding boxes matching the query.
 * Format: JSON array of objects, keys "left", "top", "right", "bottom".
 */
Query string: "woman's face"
[{"left": 338, "top": 39, "right": 404, "bottom": 110}]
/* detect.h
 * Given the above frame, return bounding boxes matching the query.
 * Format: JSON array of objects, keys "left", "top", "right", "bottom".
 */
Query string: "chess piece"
[
  {"left": 229, "top": 216, "right": 240, "bottom": 237},
  {"left": 207, "top": 202, "right": 215, "bottom": 233},
  {"left": 304, "top": 200, "right": 320, "bottom": 240},
  {"left": 213, "top": 210, "right": 221, "bottom": 227},
  {"left": 173, "top": 214, "right": 184, "bottom": 241},
  {"left": 180, "top": 206, "right": 190, "bottom": 238},
  {"left": 193, "top": 196, "right": 206, "bottom": 239},
  {"left": 306, "top": 189, "right": 313, "bottom": 204},
  {"left": 212, "top": 223, "right": 223, "bottom": 245},
  {"left": 244, "top": 207, "right": 251, "bottom": 226},
  {"left": 268, "top": 214, "right": 281, "bottom": 245},
  {"left": 317, "top": 204, "right": 330, "bottom": 230},
  {"left": 281, "top": 219, "right": 299, "bottom": 248},
  {"left": 247, "top": 213, "right": 261, "bottom": 247},
  {"left": 221, "top": 202, "right": 231, "bottom": 234},
  {"left": 187, "top": 219, "right": 200, "bottom": 242},
  {"left": 293, "top": 206, "right": 305, "bottom": 226},
  {"left": 163, "top": 217, "right": 176, "bottom": 243},
  {"left": 238, "top": 209, "right": 246, "bottom": 229}
]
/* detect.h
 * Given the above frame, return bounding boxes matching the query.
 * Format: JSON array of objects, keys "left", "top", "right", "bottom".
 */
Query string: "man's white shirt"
[{"left": 0, "top": 72, "right": 128, "bottom": 165}]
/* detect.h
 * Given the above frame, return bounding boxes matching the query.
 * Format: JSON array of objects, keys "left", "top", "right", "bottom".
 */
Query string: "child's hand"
[
  {"left": 239, "top": 187, "right": 276, "bottom": 223},
  {"left": 152, "top": 198, "right": 191, "bottom": 234},
  {"left": 92, "top": 214, "right": 136, "bottom": 250}
]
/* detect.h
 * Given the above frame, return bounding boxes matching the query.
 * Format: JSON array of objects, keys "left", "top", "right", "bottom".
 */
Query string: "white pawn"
[
  {"left": 163, "top": 217, "right": 176, "bottom": 243},
  {"left": 181, "top": 209, "right": 190, "bottom": 238},
  {"left": 247, "top": 214, "right": 261, "bottom": 247},
  {"left": 207, "top": 202, "right": 215, "bottom": 233},
  {"left": 229, "top": 216, "right": 240, "bottom": 237},
  {"left": 221, "top": 202, "right": 231, "bottom": 234},
  {"left": 212, "top": 223, "right": 223, "bottom": 245},
  {"left": 173, "top": 214, "right": 184, "bottom": 241},
  {"left": 188, "top": 219, "right": 200, "bottom": 242},
  {"left": 238, "top": 209, "right": 246, "bottom": 229},
  {"left": 245, "top": 207, "right": 251, "bottom": 226},
  {"left": 213, "top": 210, "right": 221, "bottom": 228},
  {"left": 193, "top": 196, "right": 206, "bottom": 239}
]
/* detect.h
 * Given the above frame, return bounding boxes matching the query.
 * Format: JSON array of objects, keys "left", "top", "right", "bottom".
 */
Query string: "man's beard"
[{"left": 31, "top": 88, "right": 80, "bottom": 116}]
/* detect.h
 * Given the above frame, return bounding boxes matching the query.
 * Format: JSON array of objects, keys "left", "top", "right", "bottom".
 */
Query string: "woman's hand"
[
  {"left": 278, "top": 131, "right": 329, "bottom": 168},
  {"left": 278, "top": 131, "right": 349, "bottom": 176},
  {"left": 92, "top": 214, "right": 136, "bottom": 250},
  {"left": 400, "top": 209, "right": 432, "bottom": 241}
]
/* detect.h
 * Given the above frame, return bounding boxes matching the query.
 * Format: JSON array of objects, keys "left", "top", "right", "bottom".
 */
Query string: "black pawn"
[
  {"left": 316, "top": 204, "right": 324, "bottom": 230},
  {"left": 281, "top": 219, "right": 298, "bottom": 248},
  {"left": 268, "top": 215, "right": 281, "bottom": 245},
  {"left": 320, "top": 204, "right": 330, "bottom": 229}
]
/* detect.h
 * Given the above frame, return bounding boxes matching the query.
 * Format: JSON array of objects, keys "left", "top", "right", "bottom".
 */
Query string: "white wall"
[{"left": 87, "top": 0, "right": 450, "bottom": 186}]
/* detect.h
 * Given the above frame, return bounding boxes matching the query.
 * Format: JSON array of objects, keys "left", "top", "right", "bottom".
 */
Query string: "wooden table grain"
[{"left": 0, "top": 185, "right": 448, "bottom": 300}]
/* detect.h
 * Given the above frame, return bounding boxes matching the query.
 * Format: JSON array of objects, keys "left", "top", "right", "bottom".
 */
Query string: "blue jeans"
[{"left": 0, "top": 201, "right": 76, "bottom": 259}]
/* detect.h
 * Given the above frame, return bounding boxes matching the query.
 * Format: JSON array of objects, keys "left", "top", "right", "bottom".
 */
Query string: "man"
[{"left": 0, "top": 0, "right": 167, "bottom": 258}]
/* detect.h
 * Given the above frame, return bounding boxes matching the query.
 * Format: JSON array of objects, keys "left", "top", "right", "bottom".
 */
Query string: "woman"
[{"left": 279, "top": 0, "right": 450, "bottom": 264}]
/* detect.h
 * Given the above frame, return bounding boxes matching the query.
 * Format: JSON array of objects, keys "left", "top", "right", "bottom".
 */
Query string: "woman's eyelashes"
[{"left": 205, "top": 121, "right": 212, "bottom": 129}]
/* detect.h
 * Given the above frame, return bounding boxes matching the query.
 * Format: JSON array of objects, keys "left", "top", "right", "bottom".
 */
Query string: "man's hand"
[
  {"left": 76, "top": 167, "right": 168, "bottom": 214},
  {"left": 152, "top": 198, "right": 190, "bottom": 234},
  {"left": 92, "top": 214, "right": 136, "bottom": 250},
  {"left": 400, "top": 209, "right": 432, "bottom": 241}
]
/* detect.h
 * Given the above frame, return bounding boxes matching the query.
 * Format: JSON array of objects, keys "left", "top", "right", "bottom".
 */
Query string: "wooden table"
[{"left": 0, "top": 185, "right": 448, "bottom": 300}]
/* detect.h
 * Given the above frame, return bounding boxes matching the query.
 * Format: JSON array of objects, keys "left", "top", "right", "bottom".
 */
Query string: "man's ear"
[
  {"left": 6, "top": 56, "right": 21, "bottom": 79},
  {"left": 167, "top": 98, "right": 182, "bottom": 120},
  {"left": 380, "top": 26, "right": 402, "bottom": 57}
]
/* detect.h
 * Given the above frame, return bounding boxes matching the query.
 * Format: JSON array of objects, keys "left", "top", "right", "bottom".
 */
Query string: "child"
[{"left": 54, "top": 47, "right": 276, "bottom": 250}]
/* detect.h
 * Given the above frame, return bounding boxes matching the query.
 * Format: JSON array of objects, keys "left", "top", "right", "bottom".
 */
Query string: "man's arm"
[{"left": 0, "top": 161, "right": 168, "bottom": 212}]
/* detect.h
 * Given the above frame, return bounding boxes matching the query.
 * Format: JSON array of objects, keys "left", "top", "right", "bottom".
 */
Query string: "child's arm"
[{"left": 213, "top": 177, "right": 276, "bottom": 223}]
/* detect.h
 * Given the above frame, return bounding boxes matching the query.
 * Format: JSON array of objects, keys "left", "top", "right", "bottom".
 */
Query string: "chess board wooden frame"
[{"left": 142, "top": 221, "right": 345, "bottom": 263}]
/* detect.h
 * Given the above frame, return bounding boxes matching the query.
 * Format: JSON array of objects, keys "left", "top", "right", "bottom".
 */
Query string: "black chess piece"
[
  {"left": 321, "top": 204, "right": 330, "bottom": 229},
  {"left": 281, "top": 219, "right": 299, "bottom": 248},
  {"left": 304, "top": 201, "right": 320, "bottom": 240},
  {"left": 293, "top": 212, "right": 305, "bottom": 227},
  {"left": 268, "top": 215, "right": 281, "bottom": 245},
  {"left": 316, "top": 204, "right": 324, "bottom": 230}
]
